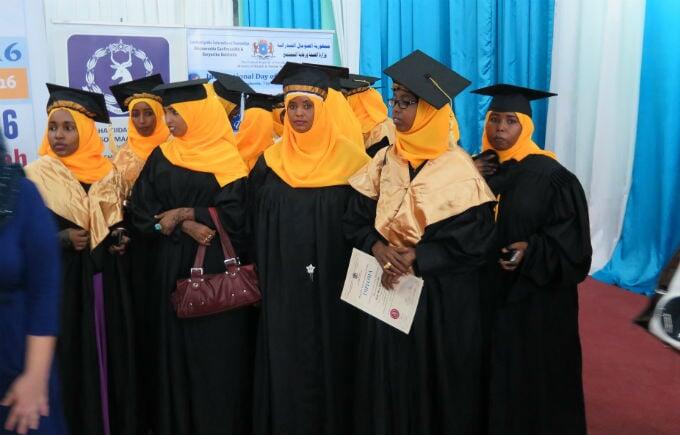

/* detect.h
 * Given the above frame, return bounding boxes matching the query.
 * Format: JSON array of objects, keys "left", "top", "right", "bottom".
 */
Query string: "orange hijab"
[
  {"left": 481, "top": 111, "right": 556, "bottom": 162},
  {"left": 264, "top": 92, "right": 369, "bottom": 188},
  {"left": 272, "top": 107, "right": 285, "bottom": 137},
  {"left": 236, "top": 107, "right": 274, "bottom": 170},
  {"left": 159, "top": 95, "right": 248, "bottom": 187},
  {"left": 127, "top": 97, "right": 169, "bottom": 160},
  {"left": 394, "top": 99, "right": 454, "bottom": 168},
  {"left": 326, "top": 88, "right": 365, "bottom": 149},
  {"left": 347, "top": 87, "right": 388, "bottom": 134},
  {"left": 39, "top": 108, "right": 112, "bottom": 184}
]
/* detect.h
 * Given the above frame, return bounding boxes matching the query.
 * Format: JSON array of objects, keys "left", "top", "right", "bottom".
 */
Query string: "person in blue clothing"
[{"left": 0, "top": 137, "right": 66, "bottom": 434}]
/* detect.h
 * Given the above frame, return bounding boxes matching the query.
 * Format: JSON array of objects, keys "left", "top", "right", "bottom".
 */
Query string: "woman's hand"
[
  {"left": 381, "top": 271, "right": 400, "bottom": 290},
  {"left": 371, "top": 241, "right": 410, "bottom": 276},
  {"left": 1, "top": 372, "right": 49, "bottom": 434},
  {"left": 154, "top": 208, "right": 193, "bottom": 236},
  {"left": 499, "top": 241, "right": 529, "bottom": 271},
  {"left": 394, "top": 246, "right": 416, "bottom": 272},
  {"left": 473, "top": 151, "right": 499, "bottom": 177},
  {"left": 181, "top": 220, "right": 216, "bottom": 246},
  {"left": 67, "top": 229, "right": 89, "bottom": 251}
]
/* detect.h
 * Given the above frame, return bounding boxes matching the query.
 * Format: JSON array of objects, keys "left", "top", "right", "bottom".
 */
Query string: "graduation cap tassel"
[
  {"left": 426, "top": 75, "right": 453, "bottom": 106},
  {"left": 107, "top": 124, "right": 120, "bottom": 158}
]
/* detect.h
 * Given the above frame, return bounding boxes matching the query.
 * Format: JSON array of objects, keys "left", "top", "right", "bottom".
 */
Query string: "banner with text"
[
  {"left": 187, "top": 27, "right": 334, "bottom": 94},
  {"left": 0, "top": 0, "right": 50, "bottom": 165}
]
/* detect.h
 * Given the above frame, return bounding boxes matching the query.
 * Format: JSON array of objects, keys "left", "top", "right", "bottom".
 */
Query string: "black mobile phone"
[
  {"left": 500, "top": 249, "right": 520, "bottom": 263},
  {"left": 114, "top": 228, "right": 128, "bottom": 245}
]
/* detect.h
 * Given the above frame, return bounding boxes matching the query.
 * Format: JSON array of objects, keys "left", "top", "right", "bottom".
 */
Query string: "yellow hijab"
[
  {"left": 236, "top": 107, "right": 274, "bottom": 170},
  {"left": 272, "top": 107, "right": 285, "bottom": 137},
  {"left": 264, "top": 92, "right": 370, "bottom": 188},
  {"left": 39, "top": 108, "right": 112, "bottom": 184},
  {"left": 347, "top": 88, "right": 388, "bottom": 134},
  {"left": 159, "top": 96, "right": 248, "bottom": 187},
  {"left": 326, "top": 88, "right": 365, "bottom": 149},
  {"left": 481, "top": 111, "right": 556, "bottom": 162},
  {"left": 394, "top": 99, "right": 454, "bottom": 168},
  {"left": 127, "top": 98, "right": 169, "bottom": 160}
]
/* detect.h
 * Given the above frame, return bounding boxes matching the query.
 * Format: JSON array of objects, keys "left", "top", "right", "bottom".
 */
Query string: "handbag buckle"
[
  {"left": 190, "top": 267, "right": 204, "bottom": 278},
  {"left": 224, "top": 257, "right": 241, "bottom": 277}
]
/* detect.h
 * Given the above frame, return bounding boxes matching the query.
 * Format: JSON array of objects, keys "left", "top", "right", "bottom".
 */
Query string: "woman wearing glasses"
[{"left": 344, "top": 50, "right": 496, "bottom": 435}]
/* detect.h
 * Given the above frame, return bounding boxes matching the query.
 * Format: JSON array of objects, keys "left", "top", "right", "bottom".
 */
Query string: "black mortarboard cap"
[
  {"left": 301, "top": 63, "right": 350, "bottom": 90},
  {"left": 46, "top": 83, "right": 110, "bottom": 124},
  {"left": 471, "top": 84, "right": 557, "bottom": 117},
  {"left": 272, "top": 93, "right": 285, "bottom": 109},
  {"left": 245, "top": 92, "right": 280, "bottom": 111},
  {"left": 153, "top": 79, "right": 208, "bottom": 106},
  {"left": 383, "top": 50, "right": 470, "bottom": 109},
  {"left": 210, "top": 71, "right": 255, "bottom": 105},
  {"left": 109, "top": 74, "right": 164, "bottom": 112},
  {"left": 271, "top": 63, "right": 332, "bottom": 96},
  {"left": 340, "top": 73, "right": 380, "bottom": 90}
]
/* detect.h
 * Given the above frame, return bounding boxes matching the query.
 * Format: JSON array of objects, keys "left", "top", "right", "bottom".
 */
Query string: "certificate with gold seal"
[{"left": 341, "top": 248, "right": 423, "bottom": 334}]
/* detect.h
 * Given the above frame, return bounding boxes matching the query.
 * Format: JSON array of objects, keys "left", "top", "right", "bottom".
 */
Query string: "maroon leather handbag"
[{"left": 171, "top": 207, "right": 260, "bottom": 318}]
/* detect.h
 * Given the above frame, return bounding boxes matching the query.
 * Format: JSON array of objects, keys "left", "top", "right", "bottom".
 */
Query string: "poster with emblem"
[
  {"left": 49, "top": 23, "right": 186, "bottom": 153},
  {"left": 0, "top": 0, "right": 50, "bottom": 165},
  {"left": 187, "top": 26, "right": 335, "bottom": 95}
]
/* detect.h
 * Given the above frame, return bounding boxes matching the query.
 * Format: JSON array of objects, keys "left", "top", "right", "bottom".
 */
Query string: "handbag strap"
[
  {"left": 191, "top": 207, "right": 238, "bottom": 271},
  {"left": 208, "top": 207, "right": 237, "bottom": 260}
]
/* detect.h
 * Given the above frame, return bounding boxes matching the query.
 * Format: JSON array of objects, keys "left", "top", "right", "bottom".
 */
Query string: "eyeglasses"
[{"left": 388, "top": 98, "right": 418, "bottom": 109}]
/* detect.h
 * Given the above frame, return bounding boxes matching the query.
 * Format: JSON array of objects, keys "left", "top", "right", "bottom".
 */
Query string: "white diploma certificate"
[{"left": 341, "top": 248, "right": 423, "bottom": 334}]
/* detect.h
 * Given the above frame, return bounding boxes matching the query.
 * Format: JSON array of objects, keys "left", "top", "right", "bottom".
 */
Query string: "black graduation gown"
[
  {"left": 249, "top": 157, "right": 359, "bottom": 435},
  {"left": 123, "top": 188, "right": 157, "bottom": 435},
  {"left": 128, "top": 148, "right": 256, "bottom": 435},
  {"left": 54, "top": 188, "right": 136, "bottom": 435},
  {"left": 366, "top": 136, "right": 390, "bottom": 158},
  {"left": 343, "top": 164, "right": 496, "bottom": 435},
  {"left": 484, "top": 155, "right": 592, "bottom": 435}
]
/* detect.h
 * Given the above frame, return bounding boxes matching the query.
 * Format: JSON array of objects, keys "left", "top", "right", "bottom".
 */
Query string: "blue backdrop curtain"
[
  {"left": 240, "top": 0, "right": 322, "bottom": 28},
  {"left": 594, "top": 0, "right": 680, "bottom": 294},
  {"left": 360, "top": 0, "right": 555, "bottom": 153}
]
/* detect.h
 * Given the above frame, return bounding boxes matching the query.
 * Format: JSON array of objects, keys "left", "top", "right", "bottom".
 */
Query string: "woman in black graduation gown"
[
  {"left": 109, "top": 74, "right": 169, "bottom": 435},
  {"left": 25, "top": 85, "right": 135, "bottom": 435},
  {"left": 343, "top": 50, "right": 497, "bottom": 435},
  {"left": 471, "top": 84, "right": 592, "bottom": 435},
  {"left": 128, "top": 80, "right": 255, "bottom": 435},
  {"left": 250, "top": 63, "right": 369, "bottom": 435}
]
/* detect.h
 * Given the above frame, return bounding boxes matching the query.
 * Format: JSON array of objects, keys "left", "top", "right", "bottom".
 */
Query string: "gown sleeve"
[
  {"left": 520, "top": 168, "right": 592, "bottom": 287},
  {"left": 414, "top": 203, "right": 496, "bottom": 277},
  {"left": 19, "top": 178, "right": 61, "bottom": 336},
  {"left": 194, "top": 177, "right": 249, "bottom": 258},
  {"left": 127, "top": 152, "right": 165, "bottom": 236},
  {"left": 342, "top": 191, "right": 386, "bottom": 255}
]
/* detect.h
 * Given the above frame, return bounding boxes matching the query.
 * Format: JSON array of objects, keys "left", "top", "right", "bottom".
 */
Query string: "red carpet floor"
[{"left": 579, "top": 278, "right": 680, "bottom": 435}]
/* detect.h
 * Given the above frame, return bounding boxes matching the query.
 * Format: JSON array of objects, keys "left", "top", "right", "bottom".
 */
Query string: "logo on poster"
[
  {"left": 82, "top": 39, "right": 154, "bottom": 115},
  {"left": 252, "top": 40, "right": 273, "bottom": 59}
]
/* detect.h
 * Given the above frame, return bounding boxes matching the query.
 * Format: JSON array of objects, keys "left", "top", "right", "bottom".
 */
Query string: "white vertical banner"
[
  {"left": 545, "top": 0, "right": 646, "bottom": 272},
  {"left": 47, "top": 22, "right": 187, "bottom": 153},
  {"left": 331, "top": 0, "right": 361, "bottom": 72},
  {"left": 186, "top": 27, "right": 335, "bottom": 94},
  {"left": 0, "top": 0, "right": 50, "bottom": 165}
]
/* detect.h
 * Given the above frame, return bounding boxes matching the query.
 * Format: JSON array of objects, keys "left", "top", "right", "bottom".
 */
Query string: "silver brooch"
[{"left": 306, "top": 264, "right": 316, "bottom": 282}]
